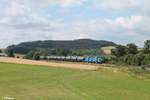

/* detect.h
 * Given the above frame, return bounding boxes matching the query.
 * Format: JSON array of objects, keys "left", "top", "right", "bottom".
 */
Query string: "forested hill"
[{"left": 7, "top": 39, "right": 116, "bottom": 54}]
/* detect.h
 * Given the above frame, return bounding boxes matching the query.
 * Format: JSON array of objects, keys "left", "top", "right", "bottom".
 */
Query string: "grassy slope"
[
  {"left": 0, "top": 63, "right": 150, "bottom": 100},
  {"left": 101, "top": 46, "right": 116, "bottom": 55}
]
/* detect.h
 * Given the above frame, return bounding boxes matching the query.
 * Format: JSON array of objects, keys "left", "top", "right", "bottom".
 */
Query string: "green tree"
[
  {"left": 142, "top": 54, "right": 150, "bottom": 67},
  {"left": 112, "top": 45, "right": 127, "bottom": 57},
  {"left": 33, "top": 52, "right": 40, "bottom": 60},
  {"left": 6, "top": 49, "right": 14, "bottom": 57},
  {"left": 56, "top": 49, "right": 71, "bottom": 56},
  {"left": 126, "top": 43, "right": 138, "bottom": 54},
  {"left": 25, "top": 51, "right": 35, "bottom": 59},
  {"left": 111, "top": 49, "right": 116, "bottom": 55},
  {"left": 131, "top": 53, "right": 144, "bottom": 66},
  {"left": 122, "top": 54, "right": 133, "bottom": 65},
  {"left": 0, "top": 49, "right": 2, "bottom": 53},
  {"left": 144, "top": 40, "right": 150, "bottom": 53}
]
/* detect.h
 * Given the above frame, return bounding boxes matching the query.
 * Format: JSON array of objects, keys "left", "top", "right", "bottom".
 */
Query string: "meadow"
[{"left": 0, "top": 63, "right": 150, "bottom": 100}]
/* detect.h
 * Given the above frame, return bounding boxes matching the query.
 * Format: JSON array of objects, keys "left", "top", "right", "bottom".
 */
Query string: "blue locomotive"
[
  {"left": 83, "top": 56, "right": 104, "bottom": 64},
  {"left": 40, "top": 56, "right": 105, "bottom": 64}
]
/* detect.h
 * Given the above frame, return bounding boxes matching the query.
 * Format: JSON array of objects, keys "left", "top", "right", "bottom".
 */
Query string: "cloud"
[
  {"left": 94, "top": 0, "right": 150, "bottom": 15},
  {"left": 0, "top": 0, "right": 149, "bottom": 48},
  {"left": 95, "top": 0, "right": 137, "bottom": 10},
  {"left": 62, "top": 16, "right": 150, "bottom": 46},
  {"left": 37, "top": 0, "right": 85, "bottom": 7},
  {"left": 0, "top": 0, "right": 67, "bottom": 47}
]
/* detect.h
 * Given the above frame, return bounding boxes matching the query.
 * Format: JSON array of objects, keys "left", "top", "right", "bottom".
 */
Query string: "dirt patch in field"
[{"left": 0, "top": 57, "right": 99, "bottom": 70}]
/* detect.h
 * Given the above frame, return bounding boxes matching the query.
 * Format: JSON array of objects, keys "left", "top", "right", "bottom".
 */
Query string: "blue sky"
[{"left": 0, "top": 0, "right": 150, "bottom": 48}]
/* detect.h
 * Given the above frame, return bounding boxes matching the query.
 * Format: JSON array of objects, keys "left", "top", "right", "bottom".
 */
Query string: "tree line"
[
  {"left": 24, "top": 48, "right": 104, "bottom": 60},
  {"left": 109, "top": 40, "right": 150, "bottom": 68}
]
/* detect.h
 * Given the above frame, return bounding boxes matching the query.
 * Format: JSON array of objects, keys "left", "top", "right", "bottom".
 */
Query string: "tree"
[
  {"left": 33, "top": 52, "right": 40, "bottom": 60},
  {"left": 142, "top": 54, "right": 150, "bottom": 67},
  {"left": 55, "top": 49, "right": 71, "bottom": 56},
  {"left": 6, "top": 49, "right": 14, "bottom": 57},
  {"left": 62, "top": 49, "right": 71, "bottom": 56},
  {"left": 144, "top": 40, "right": 150, "bottom": 53},
  {"left": 25, "top": 51, "right": 35, "bottom": 59},
  {"left": 131, "top": 53, "right": 144, "bottom": 66},
  {"left": 112, "top": 45, "right": 127, "bottom": 57},
  {"left": 25, "top": 51, "right": 41, "bottom": 60},
  {"left": 0, "top": 49, "right": 2, "bottom": 53},
  {"left": 126, "top": 43, "right": 138, "bottom": 54},
  {"left": 111, "top": 49, "right": 116, "bottom": 55}
]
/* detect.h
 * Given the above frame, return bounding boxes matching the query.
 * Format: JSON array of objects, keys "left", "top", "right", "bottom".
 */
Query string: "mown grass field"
[{"left": 0, "top": 63, "right": 150, "bottom": 100}]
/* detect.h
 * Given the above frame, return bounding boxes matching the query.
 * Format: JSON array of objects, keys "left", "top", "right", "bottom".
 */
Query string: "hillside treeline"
[{"left": 6, "top": 39, "right": 116, "bottom": 54}]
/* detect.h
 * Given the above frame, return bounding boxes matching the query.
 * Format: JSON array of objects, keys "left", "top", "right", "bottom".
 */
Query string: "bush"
[
  {"left": 126, "top": 54, "right": 133, "bottom": 65},
  {"left": 118, "top": 54, "right": 133, "bottom": 65},
  {"left": 104, "top": 56, "right": 117, "bottom": 64},
  {"left": 142, "top": 54, "right": 150, "bottom": 67},
  {"left": 131, "top": 53, "right": 144, "bottom": 66}
]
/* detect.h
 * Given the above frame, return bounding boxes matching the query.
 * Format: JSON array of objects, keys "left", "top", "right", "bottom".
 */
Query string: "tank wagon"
[{"left": 40, "top": 56, "right": 104, "bottom": 64}]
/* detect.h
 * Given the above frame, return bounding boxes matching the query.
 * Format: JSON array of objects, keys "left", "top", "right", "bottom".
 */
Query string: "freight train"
[{"left": 40, "top": 56, "right": 105, "bottom": 64}]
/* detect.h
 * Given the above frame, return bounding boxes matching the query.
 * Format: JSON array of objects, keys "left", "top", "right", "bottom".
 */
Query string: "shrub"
[
  {"left": 131, "top": 53, "right": 145, "bottom": 66},
  {"left": 142, "top": 54, "right": 150, "bottom": 67},
  {"left": 120, "top": 54, "right": 133, "bottom": 65},
  {"left": 104, "top": 56, "right": 117, "bottom": 64}
]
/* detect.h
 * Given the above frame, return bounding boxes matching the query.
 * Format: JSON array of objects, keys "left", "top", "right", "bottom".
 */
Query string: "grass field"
[{"left": 0, "top": 63, "right": 150, "bottom": 100}]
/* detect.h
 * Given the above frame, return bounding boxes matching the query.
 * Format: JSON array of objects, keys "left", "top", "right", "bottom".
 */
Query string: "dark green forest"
[{"left": 7, "top": 39, "right": 116, "bottom": 54}]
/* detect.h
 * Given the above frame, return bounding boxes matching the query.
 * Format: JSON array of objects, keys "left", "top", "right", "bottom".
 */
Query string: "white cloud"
[
  {"left": 0, "top": 0, "right": 150, "bottom": 48},
  {"left": 37, "top": 0, "right": 85, "bottom": 7},
  {"left": 94, "top": 0, "right": 150, "bottom": 15},
  {"left": 62, "top": 16, "right": 150, "bottom": 46},
  {"left": 0, "top": 0, "right": 67, "bottom": 47},
  {"left": 95, "top": 0, "right": 137, "bottom": 10}
]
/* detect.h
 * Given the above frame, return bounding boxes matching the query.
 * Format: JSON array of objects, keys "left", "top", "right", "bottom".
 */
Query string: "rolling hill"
[{"left": 7, "top": 39, "right": 116, "bottom": 54}]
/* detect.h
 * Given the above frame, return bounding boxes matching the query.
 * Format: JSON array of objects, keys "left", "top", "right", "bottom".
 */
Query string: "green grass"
[{"left": 0, "top": 63, "right": 150, "bottom": 100}]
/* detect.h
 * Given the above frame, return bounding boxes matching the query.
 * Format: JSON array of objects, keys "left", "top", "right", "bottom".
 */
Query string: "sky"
[{"left": 0, "top": 0, "right": 150, "bottom": 48}]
